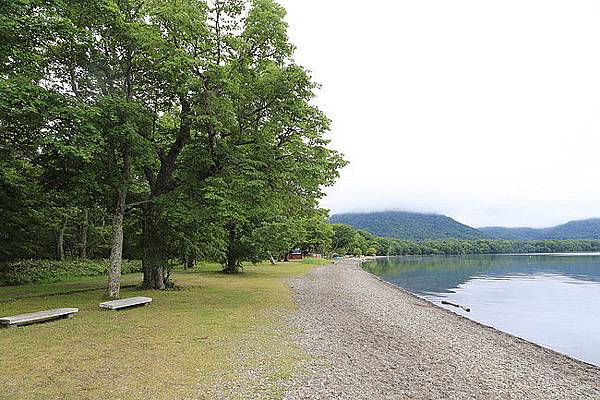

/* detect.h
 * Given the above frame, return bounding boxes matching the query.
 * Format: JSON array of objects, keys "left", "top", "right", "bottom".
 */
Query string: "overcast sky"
[{"left": 279, "top": 0, "right": 600, "bottom": 228}]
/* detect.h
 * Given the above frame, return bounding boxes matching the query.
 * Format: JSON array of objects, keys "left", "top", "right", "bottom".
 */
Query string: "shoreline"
[
  {"left": 357, "top": 257, "right": 600, "bottom": 370},
  {"left": 285, "top": 258, "right": 600, "bottom": 399},
  {"left": 360, "top": 251, "right": 600, "bottom": 258}
]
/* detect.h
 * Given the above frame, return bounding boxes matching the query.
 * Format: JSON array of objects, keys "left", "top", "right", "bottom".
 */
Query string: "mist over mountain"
[{"left": 329, "top": 211, "right": 487, "bottom": 241}]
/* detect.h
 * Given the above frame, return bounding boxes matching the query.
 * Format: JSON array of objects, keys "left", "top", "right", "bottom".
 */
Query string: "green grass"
[
  {"left": 301, "top": 257, "right": 332, "bottom": 265},
  {"left": 0, "top": 259, "right": 143, "bottom": 286},
  {"left": 0, "top": 274, "right": 144, "bottom": 302},
  {"left": 0, "top": 259, "right": 322, "bottom": 399}
]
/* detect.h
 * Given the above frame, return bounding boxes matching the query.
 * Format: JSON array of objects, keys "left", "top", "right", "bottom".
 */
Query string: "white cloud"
[{"left": 280, "top": 0, "right": 600, "bottom": 228}]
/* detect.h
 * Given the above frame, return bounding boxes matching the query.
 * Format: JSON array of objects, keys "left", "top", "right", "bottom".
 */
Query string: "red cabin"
[{"left": 288, "top": 248, "right": 303, "bottom": 260}]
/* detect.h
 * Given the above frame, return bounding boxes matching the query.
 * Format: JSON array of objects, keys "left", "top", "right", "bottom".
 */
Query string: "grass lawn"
[{"left": 0, "top": 258, "right": 330, "bottom": 399}]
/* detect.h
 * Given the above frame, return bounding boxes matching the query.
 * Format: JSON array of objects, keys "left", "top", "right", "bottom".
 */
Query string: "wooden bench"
[
  {"left": 99, "top": 296, "right": 152, "bottom": 310},
  {"left": 0, "top": 308, "right": 79, "bottom": 327}
]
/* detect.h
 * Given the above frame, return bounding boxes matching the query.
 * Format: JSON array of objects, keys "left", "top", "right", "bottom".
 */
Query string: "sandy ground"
[{"left": 284, "top": 259, "right": 600, "bottom": 399}]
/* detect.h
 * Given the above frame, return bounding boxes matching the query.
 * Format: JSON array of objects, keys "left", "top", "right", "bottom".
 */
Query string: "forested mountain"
[
  {"left": 548, "top": 219, "right": 600, "bottom": 239},
  {"left": 329, "top": 211, "right": 487, "bottom": 241},
  {"left": 477, "top": 227, "right": 552, "bottom": 240},
  {"left": 480, "top": 219, "right": 600, "bottom": 240},
  {"left": 331, "top": 212, "right": 600, "bottom": 242}
]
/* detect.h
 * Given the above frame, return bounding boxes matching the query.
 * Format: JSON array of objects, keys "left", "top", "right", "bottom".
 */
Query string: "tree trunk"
[
  {"left": 107, "top": 189, "right": 126, "bottom": 298},
  {"left": 79, "top": 208, "right": 88, "bottom": 258},
  {"left": 57, "top": 217, "right": 67, "bottom": 261},
  {"left": 142, "top": 204, "right": 153, "bottom": 288},
  {"left": 142, "top": 203, "right": 165, "bottom": 289},
  {"left": 224, "top": 224, "right": 238, "bottom": 273},
  {"left": 140, "top": 98, "right": 197, "bottom": 288},
  {"left": 185, "top": 255, "right": 196, "bottom": 269},
  {"left": 267, "top": 251, "right": 276, "bottom": 265}
]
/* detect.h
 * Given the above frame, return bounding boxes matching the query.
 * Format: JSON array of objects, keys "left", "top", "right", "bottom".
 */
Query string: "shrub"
[{"left": 0, "top": 259, "right": 143, "bottom": 286}]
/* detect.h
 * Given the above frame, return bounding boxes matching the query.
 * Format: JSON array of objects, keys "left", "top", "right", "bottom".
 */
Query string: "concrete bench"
[
  {"left": 0, "top": 308, "right": 79, "bottom": 327},
  {"left": 99, "top": 296, "right": 152, "bottom": 310}
]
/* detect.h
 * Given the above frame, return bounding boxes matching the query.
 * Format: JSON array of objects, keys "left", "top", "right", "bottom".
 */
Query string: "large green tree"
[
  {"left": 1, "top": 0, "right": 346, "bottom": 291},
  {"left": 137, "top": 0, "right": 345, "bottom": 277}
]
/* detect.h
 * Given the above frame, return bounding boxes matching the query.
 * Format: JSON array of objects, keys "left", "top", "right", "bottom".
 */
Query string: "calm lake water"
[{"left": 363, "top": 254, "right": 600, "bottom": 366}]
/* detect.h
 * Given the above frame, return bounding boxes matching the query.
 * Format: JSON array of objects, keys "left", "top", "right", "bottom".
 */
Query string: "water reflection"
[{"left": 363, "top": 254, "right": 600, "bottom": 366}]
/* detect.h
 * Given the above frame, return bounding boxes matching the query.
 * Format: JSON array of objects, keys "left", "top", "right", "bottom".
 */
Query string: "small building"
[{"left": 289, "top": 248, "right": 303, "bottom": 260}]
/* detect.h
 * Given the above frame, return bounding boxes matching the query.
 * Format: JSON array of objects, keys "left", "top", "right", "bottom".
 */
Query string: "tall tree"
[
  {"left": 17, "top": 0, "right": 160, "bottom": 295},
  {"left": 189, "top": 0, "right": 346, "bottom": 272},
  {"left": 1, "top": 0, "right": 346, "bottom": 289}
]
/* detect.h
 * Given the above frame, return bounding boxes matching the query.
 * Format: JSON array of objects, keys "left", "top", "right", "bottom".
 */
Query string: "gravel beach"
[{"left": 285, "top": 259, "right": 600, "bottom": 399}]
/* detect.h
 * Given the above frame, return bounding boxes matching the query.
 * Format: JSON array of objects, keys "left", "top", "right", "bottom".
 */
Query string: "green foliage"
[
  {"left": 331, "top": 224, "right": 356, "bottom": 255},
  {"left": 299, "top": 216, "right": 334, "bottom": 255},
  {"left": 0, "top": 259, "right": 142, "bottom": 286},
  {"left": 412, "top": 239, "right": 600, "bottom": 255},
  {"left": 0, "top": 0, "right": 347, "bottom": 286},
  {"left": 0, "top": 156, "right": 50, "bottom": 261}
]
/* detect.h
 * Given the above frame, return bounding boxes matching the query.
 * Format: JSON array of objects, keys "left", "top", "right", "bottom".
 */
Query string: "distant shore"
[{"left": 285, "top": 259, "right": 600, "bottom": 399}]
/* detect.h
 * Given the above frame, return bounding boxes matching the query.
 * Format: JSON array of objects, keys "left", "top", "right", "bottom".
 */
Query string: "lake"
[{"left": 362, "top": 254, "right": 600, "bottom": 366}]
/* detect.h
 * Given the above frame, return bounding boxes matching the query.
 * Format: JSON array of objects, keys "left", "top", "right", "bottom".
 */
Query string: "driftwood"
[{"left": 441, "top": 300, "right": 471, "bottom": 312}]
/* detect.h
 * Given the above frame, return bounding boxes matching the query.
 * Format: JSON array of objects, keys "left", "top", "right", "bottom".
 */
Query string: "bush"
[
  {"left": 301, "top": 257, "right": 331, "bottom": 265},
  {"left": 0, "top": 259, "right": 143, "bottom": 286},
  {"left": 366, "top": 247, "right": 378, "bottom": 256}
]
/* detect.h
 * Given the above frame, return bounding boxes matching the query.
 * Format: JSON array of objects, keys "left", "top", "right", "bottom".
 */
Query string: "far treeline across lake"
[{"left": 326, "top": 211, "right": 600, "bottom": 257}]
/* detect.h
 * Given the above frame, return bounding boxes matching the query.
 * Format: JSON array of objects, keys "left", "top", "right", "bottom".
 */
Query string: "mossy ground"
[{"left": 0, "top": 259, "right": 329, "bottom": 399}]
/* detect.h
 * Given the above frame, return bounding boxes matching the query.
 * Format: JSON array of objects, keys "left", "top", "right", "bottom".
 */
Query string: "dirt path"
[{"left": 284, "top": 259, "right": 600, "bottom": 399}]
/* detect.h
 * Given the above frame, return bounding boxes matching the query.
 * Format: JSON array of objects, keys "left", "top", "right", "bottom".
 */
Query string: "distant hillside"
[
  {"left": 329, "top": 211, "right": 488, "bottom": 241},
  {"left": 480, "top": 218, "right": 600, "bottom": 240},
  {"left": 478, "top": 227, "right": 551, "bottom": 240}
]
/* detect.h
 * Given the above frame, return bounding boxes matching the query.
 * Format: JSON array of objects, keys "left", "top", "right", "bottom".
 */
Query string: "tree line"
[
  {"left": 330, "top": 224, "right": 600, "bottom": 256},
  {"left": 0, "top": 0, "right": 345, "bottom": 296}
]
